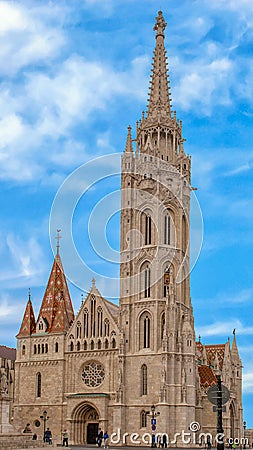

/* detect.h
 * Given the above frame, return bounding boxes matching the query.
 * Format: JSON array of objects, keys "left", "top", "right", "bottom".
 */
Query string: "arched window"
[
  {"left": 84, "top": 308, "right": 89, "bottom": 338},
  {"left": 104, "top": 339, "right": 109, "bottom": 349},
  {"left": 34, "top": 345, "right": 37, "bottom": 354},
  {"left": 90, "top": 295, "right": 96, "bottom": 337},
  {"left": 55, "top": 342, "right": 59, "bottom": 353},
  {"left": 36, "top": 372, "right": 41, "bottom": 398},
  {"left": 97, "top": 339, "right": 102, "bottom": 349},
  {"left": 45, "top": 343, "right": 48, "bottom": 353},
  {"left": 164, "top": 213, "right": 171, "bottom": 245},
  {"left": 97, "top": 307, "right": 103, "bottom": 337},
  {"left": 38, "top": 344, "right": 41, "bottom": 354},
  {"left": 144, "top": 266, "right": 151, "bottom": 298},
  {"left": 41, "top": 344, "right": 44, "bottom": 354},
  {"left": 141, "top": 364, "right": 147, "bottom": 395},
  {"left": 77, "top": 341, "right": 81, "bottom": 351},
  {"left": 161, "top": 312, "right": 165, "bottom": 340},
  {"left": 112, "top": 338, "right": 116, "bottom": 349},
  {"left": 104, "top": 319, "right": 110, "bottom": 337},
  {"left": 145, "top": 215, "right": 152, "bottom": 245},
  {"left": 22, "top": 345, "right": 26, "bottom": 355},
  {"left": 83, "top": 340, "right": 87, "bottom": 351},
  {"left": 90, "top": 340, "right": 94, "bottom": 350},
  {"left": 144, "top": 316, "right": 151, "bottom": 348},
  {"left": 70, "top": 341, "right": 74, "bottom": 352},
  {"left": 141, "top": 410, "right": 147, "bottom": 428},
  {"left": 76, "top": 321, "right": 82, "bottom": 339}
]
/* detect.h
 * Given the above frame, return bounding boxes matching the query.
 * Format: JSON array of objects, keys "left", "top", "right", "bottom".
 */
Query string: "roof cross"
[{"left": 56, "top": 229, "right": 62, "bottom": 255}]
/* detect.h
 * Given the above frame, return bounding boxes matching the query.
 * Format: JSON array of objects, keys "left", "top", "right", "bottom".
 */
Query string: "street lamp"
[
  {"left": 40, "top": 410, "right": 49, "bottom": 442},
  {"left": 243, "top": 421, "right": 246, "bottom": 449},
  {"left": 216, "top": 375, "right": 224, "bottom": 450},
  {"left": 150, "top": 404, "right": 160, "bottom": 448}
]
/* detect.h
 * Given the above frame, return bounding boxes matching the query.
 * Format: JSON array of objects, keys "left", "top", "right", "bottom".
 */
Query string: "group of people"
[
  {"left": 97, "top": 429, "right": 109, "bottom": 448},
  {"left": 44, "top": 428, "right": 69, "bottom": 447}
]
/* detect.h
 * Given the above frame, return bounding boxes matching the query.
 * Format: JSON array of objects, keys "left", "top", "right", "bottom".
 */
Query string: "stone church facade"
[{"left": 13, "top": 11, "right": 243, "bottom": 446}]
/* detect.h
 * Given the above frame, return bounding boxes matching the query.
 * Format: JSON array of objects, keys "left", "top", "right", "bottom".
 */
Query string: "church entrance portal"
[
  {"left": 87, "top": 423, "right": 99, "bottom": 444},
  {"left": 71, "top": 402, "right": 99, "bottom": 444}
]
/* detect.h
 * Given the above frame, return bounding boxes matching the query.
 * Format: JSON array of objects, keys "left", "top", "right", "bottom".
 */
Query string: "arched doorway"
[
  {"left": 71, "top": 402, "right": 99, "bottom": 444},
  {"left": 229, "top": 403, "right": 235, "bottom": 439}
]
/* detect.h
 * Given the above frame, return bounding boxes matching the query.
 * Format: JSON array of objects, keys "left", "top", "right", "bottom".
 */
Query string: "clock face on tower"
[{"left": 81, "top": 362, "right": 105, "bottom": 387}]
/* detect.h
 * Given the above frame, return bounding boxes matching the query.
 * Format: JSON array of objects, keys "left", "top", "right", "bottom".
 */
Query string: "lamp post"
[
  {"left": 216, "top": 375, "right": 224, "bottom": 450},
  {"left": 243, "top": 421, "right": 246, "bottom": 449},
  {"left": 150, "top": 404, "right": 160, "bottom": 448},
  {"left": 40, "top": 410, "right": 49, "bottom": 442}
]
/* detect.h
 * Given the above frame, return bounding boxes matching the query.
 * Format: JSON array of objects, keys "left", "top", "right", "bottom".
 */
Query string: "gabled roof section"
[
  {"left": 17, "top": 292, "right": 36, "bottom": 337},
  {"left": 147, "top": 11, "right": 172, "bottom": 121},
  {"left": 198, "top": 365, "right": 217, "bottom": 388},
  {"left": 36, "top": 253, "right": 74, "bottom": 333},
  {"left": 0, "top": 345, "right": 16, "bottom": 360}
]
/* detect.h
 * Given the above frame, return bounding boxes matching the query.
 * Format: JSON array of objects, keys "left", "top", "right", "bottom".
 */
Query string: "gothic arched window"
[
  {"left": 77, "top": 341, "right": 81, "bottom": 351},
  {"left": 164, "top": 213, "right": 171, "bottom": 245},
  {"left": 83, "top": 340, "right": 87, "bottom": 351},
  {"left": 104, "top": 318, "right": 110, "bottom": 337},
  {"left": 145, "top": 215, "right": 152, "bottom": 245},
  {"left": 97, "top": 307, "right": 103, "bottom": 337},
  {"left": 55, "top": 342, "right": 58, "bottom": 353},
  {"left": 36, "top": 372, "right": 41, "bottom": 398},
  {"left": 76, "top": 321, "right": 82, "bottom": 339},
  {"left": 139, "top": 312, "right": 151, "bottom": 349},
  {"left": 141, "top": 364, "right": 147, "bottom": 395},
  {"left": 144, "top": 265, "right": 151, "bottom": 298},
  {"left": 161, "top": 312, "right": 165, "bottom": 340},
  {"left": 141, "top": 410, "right": 147, "bottom": 428},
  {"left": 90, "top": 295, "right": 96, "bottom": 338},
  {"left": 84, "top": 308, "right": 89, "bottom": 338}
]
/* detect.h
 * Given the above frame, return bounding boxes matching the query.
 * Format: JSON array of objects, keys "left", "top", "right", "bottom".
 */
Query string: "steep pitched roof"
[
  {"left": 0, "top": 345, "right": 16, "bottom": 361},
  {"left": 37, "top": 253, "right": 74, "bottom": 333},
  {"left": 17, "top": 294, "right": 36, "bottom": 337},
  {"left": 198, "top": 365, "right": 217, "bottom": 388},
  {"left": 205, "top": 344, "right": 225, "bottom": 370}
]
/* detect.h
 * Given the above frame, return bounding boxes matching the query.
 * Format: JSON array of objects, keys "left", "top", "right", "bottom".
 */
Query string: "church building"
[{"left": 13, "top": 11, "right": 243, "bottom": 446}]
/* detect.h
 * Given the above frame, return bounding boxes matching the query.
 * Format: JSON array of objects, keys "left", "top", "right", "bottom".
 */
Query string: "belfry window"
[
  {"left": 144, "top": 266, "right": 151, "bottom": 298},
  {"left": 90, "top": 295, "right": 96, "bottom": 338},
  {"left": 97, "top": 307, "right": 103, "bottom": 337},
  {"left": 144, "top": 316, "right": 151, "bottom": 348},
  {"left": 141, "top": 364, "right": 147, "bottom": 395},
  {"left": 145, "top": 215, "right": 152, "bottom": 245},
  {"left": 164, "top": 214, "right": 171, "bottom": 245}
]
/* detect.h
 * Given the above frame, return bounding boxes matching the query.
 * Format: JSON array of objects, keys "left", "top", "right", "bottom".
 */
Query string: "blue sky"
[{"left": 0, "top": 0, "right": 253, "bottom": 427}]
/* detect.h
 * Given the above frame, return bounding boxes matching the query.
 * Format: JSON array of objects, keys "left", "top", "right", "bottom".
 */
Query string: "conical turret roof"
[{"left": 17, "top": 290, "right": 36, "bottom": 337}]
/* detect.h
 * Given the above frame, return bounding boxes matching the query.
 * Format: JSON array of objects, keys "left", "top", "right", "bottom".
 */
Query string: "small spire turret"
[{"left": 125, "top": 126, "right": 133, "bottom": 153}]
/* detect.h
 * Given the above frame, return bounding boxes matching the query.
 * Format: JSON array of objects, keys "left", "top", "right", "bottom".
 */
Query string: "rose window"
[{"left": 82, "top": 362, "right": 105, "bottom": 387}]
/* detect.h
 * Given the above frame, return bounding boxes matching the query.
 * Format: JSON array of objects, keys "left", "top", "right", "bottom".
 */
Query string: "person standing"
[
  {"left": 44, "top": 427, "right": 52, "bottom": 444},
  {"left": 62, "top": 429, "right": 69, "bottom": 447},
  {"left": 97, "top": 428, "right": 103, "bottom": 447},
  {"left": 103, "top": 431, "right": 109, "bottom": 448}
]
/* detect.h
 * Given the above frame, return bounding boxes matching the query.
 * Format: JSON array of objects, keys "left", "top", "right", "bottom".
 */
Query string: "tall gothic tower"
[{"left": 119, "top": 11, "right": 196, "bottom": 436}]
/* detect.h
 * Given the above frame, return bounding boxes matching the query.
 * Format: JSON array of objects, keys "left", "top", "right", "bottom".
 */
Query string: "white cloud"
[{"left": 197, "top": 319, "right": 253, "bottom": 337}]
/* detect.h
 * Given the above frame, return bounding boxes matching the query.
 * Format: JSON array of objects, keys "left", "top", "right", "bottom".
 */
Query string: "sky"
[{"left": 0, "top": 0, "right": 253, "bottom": 427}]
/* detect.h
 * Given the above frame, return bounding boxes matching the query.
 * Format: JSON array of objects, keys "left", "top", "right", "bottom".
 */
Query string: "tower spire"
[
  {"left": 147, "top": 11, "right": 172, "bottom": 120},
  {"left": 56, "top": 229, "right": 62, "bottom": 255}
]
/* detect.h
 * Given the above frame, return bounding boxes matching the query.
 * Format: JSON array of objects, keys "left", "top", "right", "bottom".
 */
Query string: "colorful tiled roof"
[
  {"left": 205, "top": 344, "right": 225, "bottom": 370},
  {"left": 198, "top": 365, "right": 217, "bottom": 388}
]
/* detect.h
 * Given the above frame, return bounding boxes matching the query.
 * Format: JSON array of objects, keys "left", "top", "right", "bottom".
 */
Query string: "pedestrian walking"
[
  {"left": 44, "top": 427, "right": 52, "bottom": 445},
  {"left": 104, "top": 431, "right": 109, "bottom": 448},
  {"left": 97, "top": 428, "right": 103, "bottom": 447}
]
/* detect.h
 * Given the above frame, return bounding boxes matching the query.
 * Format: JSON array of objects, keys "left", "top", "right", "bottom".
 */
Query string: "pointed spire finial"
[
  {"left": 153, "top": 11, "right": 167, "bottom": 38},
  {"left": 198, "top": 334, "right": 201, "bottom": 343},
  {"left": 92, "top": 277, "right": 96, "bottom": 286},
  {"left": 56, "top": 229, "right": 62, "bottom": 255},
  {"left": 28, "top": 287, "right": 31, "bottom": 301},
  {"left": 125, "top": 125, "right": 133, "bottom": 153}
]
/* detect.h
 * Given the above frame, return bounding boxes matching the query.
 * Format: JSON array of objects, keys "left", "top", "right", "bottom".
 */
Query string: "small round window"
[{"left": 82, "top": 362, "right": 105, "bottom": 387}]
